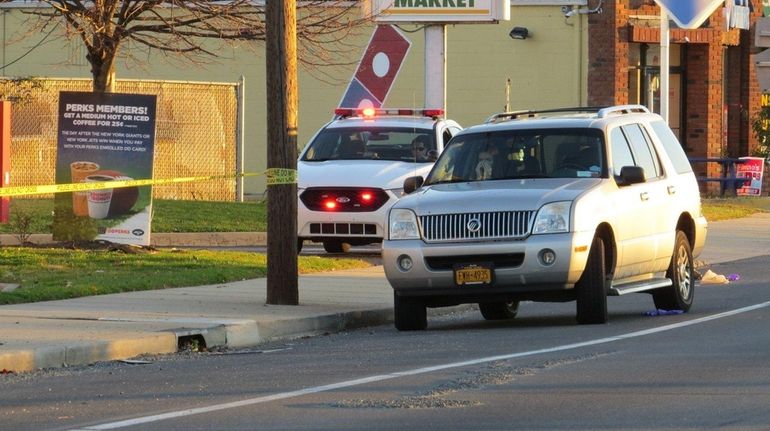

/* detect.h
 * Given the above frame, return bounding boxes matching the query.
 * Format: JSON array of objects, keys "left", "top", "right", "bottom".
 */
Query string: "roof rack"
[
  {"left": 597, "top": 105, "right": 650, "bottom": 118},
  {"left": 484, "top": 107, "right": 602, "bottom": 123},
  {"left": 484, "top": 105, "right": 651, "bottom": 123}
]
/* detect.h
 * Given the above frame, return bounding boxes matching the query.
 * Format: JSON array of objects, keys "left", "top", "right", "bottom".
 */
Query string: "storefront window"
[{"left": 628, "top": 43, "right": 683, "bottom": 140}]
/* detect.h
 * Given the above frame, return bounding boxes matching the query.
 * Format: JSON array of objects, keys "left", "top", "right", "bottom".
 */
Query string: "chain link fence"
[{"left": 1, "top": 78, "right": 240, "bottom": 201}]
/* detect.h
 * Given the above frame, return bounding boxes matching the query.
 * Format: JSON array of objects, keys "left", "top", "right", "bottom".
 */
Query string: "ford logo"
[
  {"left": 336, "top": 196, "right": 351, "bottom": 203},
  {"left": 466, "top": 218, "right": 482, "bottom": 233}
]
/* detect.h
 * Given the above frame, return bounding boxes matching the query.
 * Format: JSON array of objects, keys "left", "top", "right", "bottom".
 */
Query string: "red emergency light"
[{"left": 334, "top": 108, "right": 445, "bottom": 119}]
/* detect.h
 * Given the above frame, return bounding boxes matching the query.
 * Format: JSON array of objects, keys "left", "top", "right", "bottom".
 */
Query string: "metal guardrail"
[{"left": 688, "top": 157, "right": 749, "bottom": 196}]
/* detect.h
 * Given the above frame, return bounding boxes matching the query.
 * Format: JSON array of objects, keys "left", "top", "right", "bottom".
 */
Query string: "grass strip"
[{"left": 0, "top": 247, "right": 370, "bottom": 305}]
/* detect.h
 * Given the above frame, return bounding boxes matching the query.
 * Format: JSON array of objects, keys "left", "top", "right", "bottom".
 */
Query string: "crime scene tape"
[
  {"left": 265, "top": 168, "right": 297, "bottom": 186},
  {"left": 0, "top": 169, "right": 298, "bottom": 197}
]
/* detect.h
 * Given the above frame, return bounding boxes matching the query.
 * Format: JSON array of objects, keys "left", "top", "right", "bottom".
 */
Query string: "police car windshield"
[{"left": 301, "top": 127, "right": 437, "bottom": 163}]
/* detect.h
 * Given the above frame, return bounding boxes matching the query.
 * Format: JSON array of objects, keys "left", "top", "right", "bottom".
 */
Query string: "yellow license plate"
[{"left": 454, "top": 264, "right": 492, "bottom": 286}]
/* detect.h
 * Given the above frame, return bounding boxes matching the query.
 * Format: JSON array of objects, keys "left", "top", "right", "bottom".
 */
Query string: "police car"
[{"left": 298, "top": 108, "right": 462, "bottom": 253}]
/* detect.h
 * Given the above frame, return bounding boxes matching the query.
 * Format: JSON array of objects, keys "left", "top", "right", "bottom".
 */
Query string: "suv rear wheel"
[
  {"left": 652, "top": 230, "right": 694, "bottom": 311},
  {"left": 576, "top": 236, "right": 609, "bottom": 324},
  {"left": 479, "top": 301, "right": 520, "bottom": 320}
]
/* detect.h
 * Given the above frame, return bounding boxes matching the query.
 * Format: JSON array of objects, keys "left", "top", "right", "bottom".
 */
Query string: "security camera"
[{"left": 564, "top": 9, "right": 577, "bottom": 17}]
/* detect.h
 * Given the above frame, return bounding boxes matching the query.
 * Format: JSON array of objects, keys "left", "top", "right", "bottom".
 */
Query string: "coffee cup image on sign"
[
  {"left": 70, "top": 161, "right": 100, "bottom": 217},
  {"left": 93, "top": 170, "right": 139, "bottom": 216},
  {"left": 84, "top": 174, "right": 115, "bottom": 219}
]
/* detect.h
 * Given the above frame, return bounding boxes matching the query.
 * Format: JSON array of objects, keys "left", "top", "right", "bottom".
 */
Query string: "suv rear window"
[
  {"left": 426, "top": 128, "right": 605, "bottom": 184},
  {"left": 650, "top": 120, "right": 693, "bottom": 174}
]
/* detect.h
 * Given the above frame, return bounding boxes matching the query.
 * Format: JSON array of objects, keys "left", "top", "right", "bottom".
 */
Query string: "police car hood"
[
  {"left": 298, "top": 160, "right": 432, "bottom": 190},
  {"left": 396, "top": 177, "right": 602, "bottom": 214}
]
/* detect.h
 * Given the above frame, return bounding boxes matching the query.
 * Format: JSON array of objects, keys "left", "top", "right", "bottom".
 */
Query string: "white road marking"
[{"left": 70, "top": 301, "right": 770, "bottom": 431}]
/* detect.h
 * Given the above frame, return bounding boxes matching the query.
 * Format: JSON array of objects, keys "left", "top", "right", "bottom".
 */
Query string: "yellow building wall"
[{"left": 0, "top": 5, "right": 587, "bottom": 196}]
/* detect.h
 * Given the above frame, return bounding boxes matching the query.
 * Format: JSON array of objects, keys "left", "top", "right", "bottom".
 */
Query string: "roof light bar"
[{"left": 334, "top": 108, "right": 445, "bottom": 119}]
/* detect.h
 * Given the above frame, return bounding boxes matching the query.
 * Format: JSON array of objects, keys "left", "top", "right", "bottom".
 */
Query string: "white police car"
[{"left": 298, "top": 108, "right": 462, "bottom": 253}]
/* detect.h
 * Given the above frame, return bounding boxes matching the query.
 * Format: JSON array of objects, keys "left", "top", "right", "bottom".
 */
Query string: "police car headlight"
[
  {"left": 388, "top": 187, "right": 405, "bottom": 198},
  {"left": 389, "top": 209, "right": 420, "bottom": 240},
  {"left": 533, "top": 201, "right": 570, "bottom": 234}
]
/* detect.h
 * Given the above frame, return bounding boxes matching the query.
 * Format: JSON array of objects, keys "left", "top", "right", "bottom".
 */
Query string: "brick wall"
[{"left": 587, "top": 0, "right": 764, "bottom": 195}]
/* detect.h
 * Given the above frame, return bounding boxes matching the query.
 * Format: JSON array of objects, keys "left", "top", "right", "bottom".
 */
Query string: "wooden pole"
[{"left": 265, "top": 0, "right": 299, "bottom": 304}]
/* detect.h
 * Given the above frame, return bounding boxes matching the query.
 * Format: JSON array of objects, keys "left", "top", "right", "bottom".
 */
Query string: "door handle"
[
  {"left": 667, "top": 185, "right": 677, "bottom": 195},
  {"left": 640, "top": 191, "right": 649, "bottom": 201}
]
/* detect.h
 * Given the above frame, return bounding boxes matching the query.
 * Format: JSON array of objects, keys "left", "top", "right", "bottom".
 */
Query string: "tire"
[
  {"left": 576, "top": 236, "right": 609, "bottom": 324},
  {"left": 479, "top": 301, "right": 520, "bottom": 320},
  {"left": 323, "top": 241, "right": 350, "bottom": 254},
  {"left": 653, "top": 230, "right": 694, "bottom": 312},
  {"left": 394, "top": 292, "right": 427, "bottom": 331}
]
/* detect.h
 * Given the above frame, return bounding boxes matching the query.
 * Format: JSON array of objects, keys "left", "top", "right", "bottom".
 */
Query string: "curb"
[
  {"left": 0, "top": 308, "right": 394, "bottom": 373},
  {"left": 0, "top": 232, "right": 268, "bottom": 247},
  {"left": 0, "top": 305, "right": 481, "bottom": 373}
]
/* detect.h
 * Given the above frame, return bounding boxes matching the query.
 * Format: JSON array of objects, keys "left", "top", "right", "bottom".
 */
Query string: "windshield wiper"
[
  {"left": 499, "top": 174, "right": 550, "bottom": 179},
  {"left": 425, "top": 178, "right": 470, "bottom": 186}
]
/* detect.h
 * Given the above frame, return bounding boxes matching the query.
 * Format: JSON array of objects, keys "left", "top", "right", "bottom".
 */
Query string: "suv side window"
[
  {"left": 650, "top": 120, "right": 693, "bottom": 174},
  {"left": 622, "top": 124, "right": 662, "bottom": 179},
  {"left": 610, "top": 128, "right": 636, "bottom": 177}
]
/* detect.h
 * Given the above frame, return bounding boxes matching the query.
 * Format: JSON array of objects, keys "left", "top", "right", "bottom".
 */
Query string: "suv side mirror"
[
  {"left": 617, "top": 166, "right": 646, "bottom": 186},
  {"left": 403, "top": 176, "right": 424, "bottom": 194}
]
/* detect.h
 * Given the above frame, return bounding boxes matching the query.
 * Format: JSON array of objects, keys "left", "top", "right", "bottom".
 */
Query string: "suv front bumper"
[{"left": 382, "top": 230, "right": 595, "bottom": 295}]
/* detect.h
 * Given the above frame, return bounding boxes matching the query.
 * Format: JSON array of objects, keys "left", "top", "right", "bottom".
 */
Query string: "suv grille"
[
  {"left": 300, "top": 187, "right": 390, "bottom": 212},
  {"left": 419, "top": 211, "right": 535, "bottom": 242}
]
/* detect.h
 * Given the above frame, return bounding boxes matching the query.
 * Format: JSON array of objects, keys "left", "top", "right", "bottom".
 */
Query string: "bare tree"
[{"left": 9, "top": 0, "right": 367, "bottom": 92}]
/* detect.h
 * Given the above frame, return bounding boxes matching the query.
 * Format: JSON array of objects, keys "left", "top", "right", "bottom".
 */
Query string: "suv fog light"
[
  {"left": 539, "top": 249, "right": 556, "bottom": 266},
  {"left": 397, "top": 254, "right": 414, "bottom": 272}
]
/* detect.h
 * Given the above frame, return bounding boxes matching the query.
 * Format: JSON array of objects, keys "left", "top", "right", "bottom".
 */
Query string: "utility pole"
[{"left": 265, "top": 0, "right": 299, "bottom": 304}]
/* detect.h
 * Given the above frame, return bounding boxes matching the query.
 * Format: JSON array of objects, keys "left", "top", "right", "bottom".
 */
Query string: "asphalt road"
[{"left": 1, "top": 255, "right": 768, "bottom": 431}]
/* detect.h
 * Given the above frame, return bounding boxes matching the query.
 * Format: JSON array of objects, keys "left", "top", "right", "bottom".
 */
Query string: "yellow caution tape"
[
  {"left": 265, "top": 168, "right": 298, "bottom": 186},
  {"left": 0, "top": 171, "right": 274, "bottom": 197}
]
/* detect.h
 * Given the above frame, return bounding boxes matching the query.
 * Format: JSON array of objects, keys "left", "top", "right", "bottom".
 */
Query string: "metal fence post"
[{"left": 236, "top": 75, "right": 245, "bottom": 202}]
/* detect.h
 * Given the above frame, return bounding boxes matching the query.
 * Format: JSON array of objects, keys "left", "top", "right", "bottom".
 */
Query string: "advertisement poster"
[
  {"left": 736, "top": 156, "right": 766, "bottom": 197},
  {"left": 54, "top": 91, "right": 156, "bottom": 246}
]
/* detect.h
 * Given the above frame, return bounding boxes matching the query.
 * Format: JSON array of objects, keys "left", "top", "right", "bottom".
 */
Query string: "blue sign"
[{"left": 654, "top": 0, "right": 725, "bottom": 29}]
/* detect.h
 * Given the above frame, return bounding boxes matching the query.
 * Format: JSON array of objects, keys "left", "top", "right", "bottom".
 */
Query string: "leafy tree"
[
  {"left": 7, "top": 0, "right": 366, "bottom": 92},
  {"left": 751, "top": 106, "right": 770, "bottom": 159}
]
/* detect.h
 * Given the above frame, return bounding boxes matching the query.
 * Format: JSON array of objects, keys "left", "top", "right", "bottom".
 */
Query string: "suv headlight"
[
  {"left": 533, "top": 201, "right": 571, "bottom": 234},
  {"left": 389, "top": 209, "right": 420, "bottom": 240}
]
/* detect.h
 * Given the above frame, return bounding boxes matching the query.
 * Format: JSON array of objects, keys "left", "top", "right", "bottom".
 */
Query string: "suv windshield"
[
  {"left": 426, "top": 128, "right": 606, "bottom": 184},
  {"left": 301, "top": 127, "right": 437, "bottom": 163}
]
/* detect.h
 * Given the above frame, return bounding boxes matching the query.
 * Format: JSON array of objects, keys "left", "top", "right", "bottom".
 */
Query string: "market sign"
[{"left": 367, "top": 0, "right": 509, "bottom": 22}]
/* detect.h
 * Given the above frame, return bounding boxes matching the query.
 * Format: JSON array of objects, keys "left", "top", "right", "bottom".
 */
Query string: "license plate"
[{"left": 453, "top": 263, "right": 493, "bottom": 286}]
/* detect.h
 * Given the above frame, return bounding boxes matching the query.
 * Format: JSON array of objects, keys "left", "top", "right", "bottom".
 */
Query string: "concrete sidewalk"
[{"left": 1, "top": 213, "right": 768, "bottom": 372}]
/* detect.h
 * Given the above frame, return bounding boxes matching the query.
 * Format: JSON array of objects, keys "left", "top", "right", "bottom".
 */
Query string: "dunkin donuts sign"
[{"left": 54, "top": 91, "right": 157, "bottom": 246}]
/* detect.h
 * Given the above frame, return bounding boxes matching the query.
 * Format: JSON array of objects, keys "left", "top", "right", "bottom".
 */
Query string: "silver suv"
[{"left": 382, "top": 105, "right": 707, "bottom": 330}]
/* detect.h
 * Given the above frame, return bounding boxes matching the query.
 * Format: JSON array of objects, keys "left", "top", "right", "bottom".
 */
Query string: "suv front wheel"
[
  {"left": 394, "top": 292, "right": 427, "bottom": 331},
  {"left": 576, "top": 236, "right": 609, "bottom": 324},
  {"left": 652, "top": 230, "right": 694, "bottom": 311}
]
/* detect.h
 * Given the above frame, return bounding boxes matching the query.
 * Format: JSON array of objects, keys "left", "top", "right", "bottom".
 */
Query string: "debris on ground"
[
  {"left": 700, "top": 269, "right": 730, "bottom": 285},
  {"left": 643, "top": 309, "right": 685, "bottom": 317}
]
